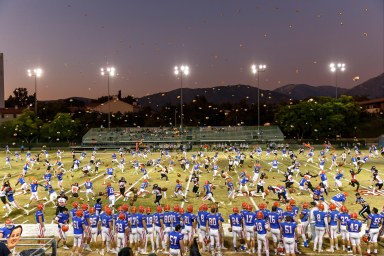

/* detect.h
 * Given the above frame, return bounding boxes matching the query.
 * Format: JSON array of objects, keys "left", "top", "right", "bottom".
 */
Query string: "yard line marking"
[
  {"left": 180, "top": 171, "right": 193, "bottom": 209},
  {"left": 114, "top": 167, "right": 155, "bottom": 203}
]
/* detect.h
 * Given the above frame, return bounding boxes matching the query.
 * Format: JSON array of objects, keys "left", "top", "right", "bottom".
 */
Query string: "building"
[
  {"left": 0, "top": 53, "right": 4, "bottom": 108},
  {"left": 358, "top": 98, "right": 384, "bottom": 113},
  {"left": 86, "top": 96, "right": 141, "bottom": 114},
  {"left": 0, "top": 106, "right": 34, "bottom": 124}
]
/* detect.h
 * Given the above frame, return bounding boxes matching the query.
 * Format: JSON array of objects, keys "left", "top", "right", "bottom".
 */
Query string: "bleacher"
[{"left": 80, "top": 126, "right": 284, "bottom": 148}]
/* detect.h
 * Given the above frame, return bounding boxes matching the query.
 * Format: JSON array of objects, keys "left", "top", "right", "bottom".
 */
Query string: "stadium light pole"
[
  {"left": 101, "top": 67, "right": 115, "bottom": 131},
  {"left": 27, "top": 69, "right": 42, "bottom": 116},
  {"left": 174, "top": 66, "right": 189, "bottom": 131},
  {"left": 28, "top": 69, "right": 42, "bottom": 143},
  {"left": 252, "top": 64, "right": 266, "bottom": 133},
  {"left": 330, "top": 63, "right": 345, "bottom": 99}
]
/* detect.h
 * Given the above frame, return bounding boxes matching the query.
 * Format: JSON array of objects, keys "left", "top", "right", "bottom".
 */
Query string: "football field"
[{"left": 1, "top": 146, "right": 383, "bottom": 255}]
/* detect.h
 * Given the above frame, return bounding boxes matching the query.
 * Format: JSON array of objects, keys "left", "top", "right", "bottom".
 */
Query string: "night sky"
[{"left": 0, "top": 1, "right": 383, "bottom": 100}]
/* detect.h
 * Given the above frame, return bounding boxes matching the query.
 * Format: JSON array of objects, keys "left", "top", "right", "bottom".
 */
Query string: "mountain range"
[
  {"left": 44, "top": 72, "right": 383, "bottom": 110},
  {"left": 137, "top": 72, "right": 384, "bottom": 110}
]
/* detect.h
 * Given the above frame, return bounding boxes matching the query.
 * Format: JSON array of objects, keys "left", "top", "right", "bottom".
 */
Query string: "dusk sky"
[{"left": 0, "top": 1, "right": 383, "bottom": 100}]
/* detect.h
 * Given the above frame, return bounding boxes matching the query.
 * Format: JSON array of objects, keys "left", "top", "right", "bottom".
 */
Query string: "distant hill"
[
  {"left": 345, "top": 73, "right": 384, "bottom": 100},
  {"left": 137, "top": 85, "right": 291, "bottom": 111},
  {"left": 273, "top": 84, "right": 348, "bottom": 100},
  {"left": 43, "top": 97, "right": 92, "bottom": 103}
]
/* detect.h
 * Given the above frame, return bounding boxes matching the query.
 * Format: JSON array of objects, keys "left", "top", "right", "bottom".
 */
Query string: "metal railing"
[{"left": 0, "top": 237, "right": 57, "bottom": 256}]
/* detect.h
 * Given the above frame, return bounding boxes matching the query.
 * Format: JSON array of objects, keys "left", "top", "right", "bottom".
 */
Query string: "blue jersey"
[
  {"left": 280, "top": 222, "right": 297, "bottom": 238},
  {"left": 203, "top": 185, "right": 212, "bottom": 194},
  {"left": 56, "top": 212, "right": 69, "bottom": 229},
  {"left": 130, "top": 214, "right": 138, "bottom": 228},
  {"left": 89, "top": 215, "right": 100, "bottom": 228},
  {"left": 229, "top": 214, "right": 242, "bottom": 227},
  {"left": 107, "top": 168, "right": 113, "bottom": 175},
  {"left": 243, "top": 212, "right": 256, "bottom": 226},
  {"left": 169, "top": 231, "right": 184, "bottom": 249},
  {"left": 347, "top": 220, "right": 362, "bottom": 233},
  {"left": 254, "top": 219, "right": 268, "bottom": 235},
  {"left": 338, "top": 213, "right": 350, "bottom": 226},
  {"left": 115, "top": 220, "right": 128, "bottom": 233},
  {"left": 0, "top": 226, "right": 14, "bottom": 238},
  {"left": 141, "top": 182, "right": 148, "bottom": 189},
  {"left": 85, "top": 182, "right": 93, "bottom": 189},
  {"left": 254, "top": 165, "right": 261, "bottom": 174},
  {"left": 94, "top": 203, "right": 102, "bottom": 215},
  {"left": 276, "top": 208, "right": 283, "bottom": 217},
  {"left": 335, "top": 173, "right": 343, "bottom": 180},
  {"left": 6, "top": 157, "right": 10, "bottom": 162},
  {"left": 328, "top": 211, "right": 339, "bottom": 226},
  {"left": 43, "top": 173, "right": 52, "bottom": 182},
  {"left": 101, "top": 214, "right": 113, "bottom": 229},
  {"left": 300, "top": 209, "right": 310, "bottom": 222},
  {"left": 320, "top": 173, "right": 327, "bottom": 182},
  {"left": 57, "top": 172, "right": 63, "bottom": 181},
  {"left": 183, "top": 212, "right": 196, "bottom": 227},
  {"left": 332, "top": 193, "right": 346, "bottom": 202},
  {"left": 368, "top": 214, "right": 383, "bottom": 228},
  {"left": 137, "top": 214, "right": 146, "bottom": 228},
  {"left": 153, "top": 213, "right": 164, "bottom": 227},
  {"left": 6, "top": 190, "right": 15, "bottom": 202},
  {"left": 171, "top": 211, "right": 182, "bottom": 227},
  {"left": 83, "top": 210, "right": 90, "bottom": 226},
  {"left": 72, "top": 217, "right": 86, "bottom": 235},
  {"left": 299, "top": 178, "right": 306, "bottom": 186},
  {"left": 198, "top": 211, "right": 209, "bottom": 227},
  {"left": 267, "top": 212, "right": 281, "bottom": 229},
  {"left": 81, "top": 152, "right": 87, "bottom": 157},
  {"left": 70, "top": 208, "right": 78, "bottom": 219},
  {"left": 106, "top": 187, "right": 114, "bottom": 196},
  {"left": 35, "top": 210, "right": 44, "bottom": 223},
  {"left": 163, "top": 212, "right": 172, "bottom": 227},
  {"left": 241, "top": 177, "right": 250, "bottom": 185},
  {"left": 282, "top": 212, "right": 295, "bottom": 222},
  {"left": 146, "top": 214, "right": 154, "bottom": 228},
  {"left": 18, "top": 177, "right": 26, "bottom": 185},
  {"left": 207, "top": 214, "right": 220, "bottom": 229},
  {"left": 291, "top": 206, "right": 299, "bottom": 217},
  {"left": 31, "top": 183, "right": 38, "bottom": 193},
  {"left": 313, "top": 211, "right": 327, "bottom": 227}
]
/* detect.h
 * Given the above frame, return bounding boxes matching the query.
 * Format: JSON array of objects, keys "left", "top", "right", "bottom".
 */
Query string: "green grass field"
[{"left": 1, "top": 147, "right": 384, "bottom": 255}]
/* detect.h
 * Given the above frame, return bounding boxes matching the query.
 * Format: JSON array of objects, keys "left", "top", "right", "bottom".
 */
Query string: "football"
[
  {"left": 98, "top": 192, "right": 104, "bottom": 196},
  {"left": 36, "top": 167, "right": 40, "bottom": 170},
  {"left": 129, "top": 183, "right": 132, "bottom": 185},
  {"left": 176, "top": 179, "right": 180, "bottom": 183},
  {"left": 129, "top": 199, "right": 134, "bottom": 206},
  {"left": 273, "top": 176, "right": 275, "bottom": 179},
  {"left": 212, "top": 186, "right": 216, "bottom": 189},
  {"left": 264, "top": 175, "right": 268, "bottom": 179},
  {"left": 338, "top": 162, "right": 344, "bottom": 167},
  {"left": 103, "top": 150, "right": 107, "bottom": 153},
  {"left": 228, "top": 227, "right": 232, "bottom": 232},
  {"left": 185, "top": 177, "right": 189, "bottom": 182},
  {"left": 266, "top": 200, "right": 269, "bottom": 204},
  {"left": 133, "top": 188, "right": 138, "bottom": 194},
  {"left": 221, "top": 174, "right": 226, "bottom": 178},
  {"left": 161, "top": 187, "right": 168, "bottom": 191},
  {"left": 230, "top": 167, "right": 234, "bottom": 171},
  {"left": 289, "top": 188, "right": 296, "bottom": 193},
  {"left": 248, "top": 164, "right": 252, "bottom": 168},
  {"left": 177, "top": 173, "right": 181, "bottom": 177},
  {"left": 240, "top": 164, "right": 243, "bottom": 167}
]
